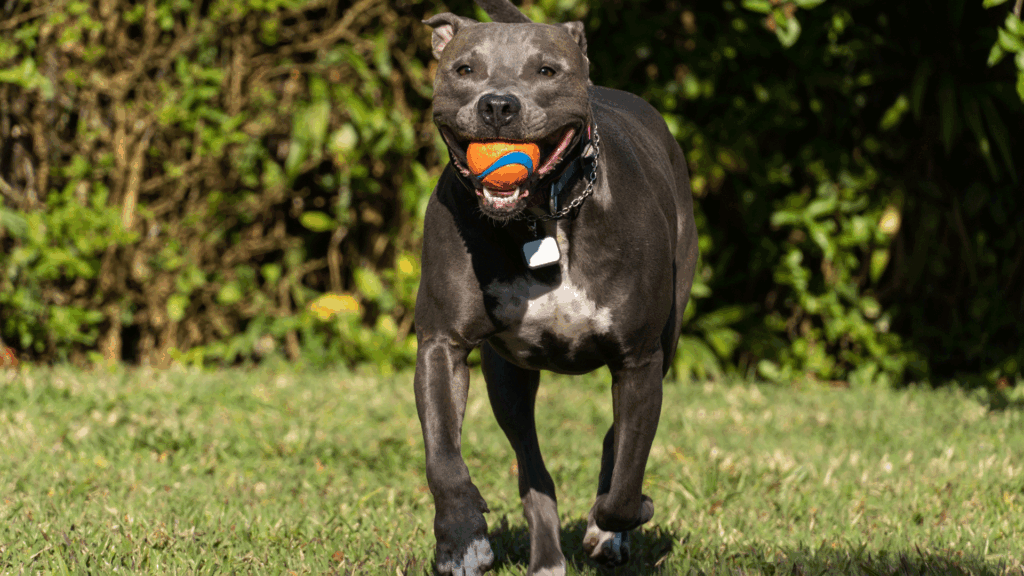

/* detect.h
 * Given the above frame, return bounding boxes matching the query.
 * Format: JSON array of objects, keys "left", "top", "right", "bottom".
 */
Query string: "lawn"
[{"left": 1, "top": 365, "right": 1022, "bottom": 574}]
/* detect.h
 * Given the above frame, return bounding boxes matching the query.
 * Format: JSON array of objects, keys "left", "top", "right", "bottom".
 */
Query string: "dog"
[{"left": 414, "top": 1, "right": 698, "bottom": 574}]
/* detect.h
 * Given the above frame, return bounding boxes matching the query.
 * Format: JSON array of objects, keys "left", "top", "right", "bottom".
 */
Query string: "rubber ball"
[{"left": 466, "top": 141, "right": 540, "bottom": 191}]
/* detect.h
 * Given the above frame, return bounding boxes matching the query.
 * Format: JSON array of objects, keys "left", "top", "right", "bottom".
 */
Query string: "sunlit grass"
[{"left": 1, "top": 365, "right": 1022, "bottom": 574}]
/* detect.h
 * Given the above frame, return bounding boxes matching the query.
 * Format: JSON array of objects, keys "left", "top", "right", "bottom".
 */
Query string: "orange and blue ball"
[{"left": 466, "top": 141, "right": 541, "bottom": 191}]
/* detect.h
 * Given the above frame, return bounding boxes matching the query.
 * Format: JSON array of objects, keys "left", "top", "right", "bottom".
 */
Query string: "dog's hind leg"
[
  {"left": 585, "top": 358, "right": 662, "bottom": 565},
  {"left": 481, "top": 342, "right": 566, "bottom": 576},
  {"left": 582, "top": 425, "right": 631, "bottom": 566}
]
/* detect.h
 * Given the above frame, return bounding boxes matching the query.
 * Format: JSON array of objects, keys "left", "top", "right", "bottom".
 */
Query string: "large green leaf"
[
  {"left": 299, "top": 211, "right": 337, "bottom": 233},
  {"left": 741, "top": 0, "right": 772, "bottom": 13},
  {"left": 774, "top": 13, "right": 802, "bottom": 48}
]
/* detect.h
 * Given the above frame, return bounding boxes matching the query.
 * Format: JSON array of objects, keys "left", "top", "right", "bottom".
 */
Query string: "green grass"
[{"left": 1, "top": 366, "right": 1023, "bottom": 575}]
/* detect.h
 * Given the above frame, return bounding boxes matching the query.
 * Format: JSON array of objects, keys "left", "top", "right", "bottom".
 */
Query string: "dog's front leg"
[
  {"left": 415, "top": 336, "right": 494, "bottom": 576},
  {"left": 592, "top": 355, "right": 663, "bottom": 533}
]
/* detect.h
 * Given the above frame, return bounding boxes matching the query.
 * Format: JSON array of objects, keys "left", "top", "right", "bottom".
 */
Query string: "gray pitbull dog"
[{"left": 415, "top": 1, "right": 698, "bottom": 574}]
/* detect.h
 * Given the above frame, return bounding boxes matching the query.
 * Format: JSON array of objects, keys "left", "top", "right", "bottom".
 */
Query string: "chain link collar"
[{"left": 520, "top": 124, "right": 600, "bottom": 233}]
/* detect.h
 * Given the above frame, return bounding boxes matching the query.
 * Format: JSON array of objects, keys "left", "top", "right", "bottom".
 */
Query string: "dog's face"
[{"left": 427, "top": 15, "right": 591, "bottom": 219}]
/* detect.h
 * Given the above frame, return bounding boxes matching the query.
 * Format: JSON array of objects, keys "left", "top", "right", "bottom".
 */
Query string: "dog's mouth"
[{"left": 440, "top": 125, "right": 579, "bottom": 219}]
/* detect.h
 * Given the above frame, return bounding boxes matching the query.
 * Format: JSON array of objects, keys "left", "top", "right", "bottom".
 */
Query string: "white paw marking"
[
  {"left": 437, "top": 537, "right": 494, "bottom": 576},
  {"left": 583, "top": 519, "right": 629, "bottom": 565}
]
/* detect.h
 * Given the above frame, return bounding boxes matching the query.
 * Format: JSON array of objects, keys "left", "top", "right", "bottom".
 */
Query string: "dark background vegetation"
[{"left": 0, "top": 0, "right": 1021, "bottom": 387}]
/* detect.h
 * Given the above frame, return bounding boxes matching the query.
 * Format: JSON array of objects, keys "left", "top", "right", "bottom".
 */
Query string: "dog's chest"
[{"left": 484, "top": 272, "right": 612, "bottom": 369}]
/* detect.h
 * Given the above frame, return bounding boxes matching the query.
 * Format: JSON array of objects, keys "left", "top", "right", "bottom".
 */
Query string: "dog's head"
[{"left": 425, "top": 3, "right": 591, "bottom": 220}]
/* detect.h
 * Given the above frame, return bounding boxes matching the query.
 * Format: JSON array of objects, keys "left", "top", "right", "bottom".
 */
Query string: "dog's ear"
[
  {"left": 558, "top": 21, "right": 589, "bottom": 72},
  {"left": 557, "top": 21, "right": 588, "bottom": 60},
  {"left": 475, "top": 0, "right": 532, "bottom": 23},
  {"left": 424, "top": 13, "right": 478, "bottom": 60}
]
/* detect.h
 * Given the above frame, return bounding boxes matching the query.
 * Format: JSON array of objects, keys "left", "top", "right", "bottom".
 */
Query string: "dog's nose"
[{"left": 477, "top": 94, "right": 521, "bottom": 129}]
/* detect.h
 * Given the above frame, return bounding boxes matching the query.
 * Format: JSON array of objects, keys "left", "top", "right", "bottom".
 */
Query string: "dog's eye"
[
  {"left": 456, "top": 65, "right": 473, "bottom": 76},
  {"left": 539, "top": 66, "right": 557, "bottom": 77}
]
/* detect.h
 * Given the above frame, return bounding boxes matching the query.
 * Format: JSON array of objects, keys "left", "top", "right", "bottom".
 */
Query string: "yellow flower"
[
  {"left": 879, "top": 206, "right": 901, "bottom": 236},
  {"left": 396, "top": 254, "right": 415, "bottom": 276},
  {"left": 309, "top": 293, "right": 361, "bottom": 321}
]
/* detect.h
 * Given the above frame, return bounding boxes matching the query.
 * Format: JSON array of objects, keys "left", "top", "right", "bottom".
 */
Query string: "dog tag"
[{"left": 522, "top": 236, "right": 560, "bottom": 269}]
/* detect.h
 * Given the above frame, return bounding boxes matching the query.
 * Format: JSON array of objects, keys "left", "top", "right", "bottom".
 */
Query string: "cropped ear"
[
  {"left": 424, "top": 13, "right": 478, "bottom": 60},
  {"left": 557, "top": 21, "right": 588, "bottom": 59},
  {"left": 475, "top": 0, "right": 532, "bottom": 23}
]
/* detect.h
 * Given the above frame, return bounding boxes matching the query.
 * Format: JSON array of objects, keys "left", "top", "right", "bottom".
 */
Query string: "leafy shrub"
[
  {"left": 608, "top": 0, "right": 1024, "bottom": 385},
  {"left": 0, "top": 0, "right": 1021, "bottom": 387},
  {"left": 0, "top": 0, "right": 445, "bottom": 368}
]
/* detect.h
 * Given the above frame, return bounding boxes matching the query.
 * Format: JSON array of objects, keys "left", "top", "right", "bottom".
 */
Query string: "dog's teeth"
[
  {"left": 483, "top": 186, "right": 520, "bottom": 198},
  {"left": 481, "top": 186, "right": 521, "bottom": 208}
]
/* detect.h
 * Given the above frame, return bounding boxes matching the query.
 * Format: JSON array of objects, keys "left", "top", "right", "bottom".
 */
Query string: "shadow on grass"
[
  {"left": 926, "top": 376, "right": 1024, "bottom": 413},
  {"left": 473, "top": 516, "right": 1020, "bottom": 575},
  {"left": 487, "top": 515, "right": 676, "bottom": 574},
  {"left": 976, "top": 388, "right": 1024, "bottom": 413},
  {"left": 678, "top": 544, "right": 1023, "bottom": 576}
]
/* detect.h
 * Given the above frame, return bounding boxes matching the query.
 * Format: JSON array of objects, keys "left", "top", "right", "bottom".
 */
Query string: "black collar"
[
  {"left": 543, "top": 124, "right": 593, "bottom": 214},
  {"left": 447, "top": 123, "right": 596, "bottom": 218}
]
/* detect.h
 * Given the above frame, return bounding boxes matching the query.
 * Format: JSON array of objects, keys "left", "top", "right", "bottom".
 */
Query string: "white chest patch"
[{"left": 485, "top": 276, "right": 613, "bottom": 350}]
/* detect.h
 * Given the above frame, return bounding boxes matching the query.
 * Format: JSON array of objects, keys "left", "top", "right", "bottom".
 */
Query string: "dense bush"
[
  {"left": 0, "top": 0, "right": 445, "bottom": 370},
  {"left": 633, "top": 0, "right": 1024, "bottom": 385},
  {"left": 0, "top": 0, "right": 1021, "bottom": 385}
]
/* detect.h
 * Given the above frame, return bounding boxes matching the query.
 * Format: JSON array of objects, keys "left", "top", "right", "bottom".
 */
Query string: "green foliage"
[
  {"left": 759, "top": 162, "right": 917, "bottom": 387},
  {"left": 628, "top": 0, "right": 1024, "bottom": 386},
  {"left": 984, "top": 2, "right": 1024, "bottom": 100},
  {"left": 0, "top": 0, "right": 1021, "bottom": 387},
  {"left": 0, "top": 0, "right": 443, "bottom": 368},
  {"left": 0, "top": 177, "right": 136, "bottom": 358},
  {"left": 0, "top": 57, "right": 53, "bottom": 99}
]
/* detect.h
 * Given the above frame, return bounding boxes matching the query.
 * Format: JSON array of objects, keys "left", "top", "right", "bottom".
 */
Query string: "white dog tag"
[{"left": 522, "top": 236, "right": 560, "bottom": 268}]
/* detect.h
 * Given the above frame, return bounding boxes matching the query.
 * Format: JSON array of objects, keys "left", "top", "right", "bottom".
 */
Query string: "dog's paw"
[
  {"left": 437, "top": 537, "right": 494, "bottom": 576},
  {"left": 582, "top": 506, "right": 630, "bottom": 567},
  {"left": 592, "top": 493, "right": 654, "bottom": 533},
  {"left": 434, "top": 496, "right": 493, "bottom": 576}
]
